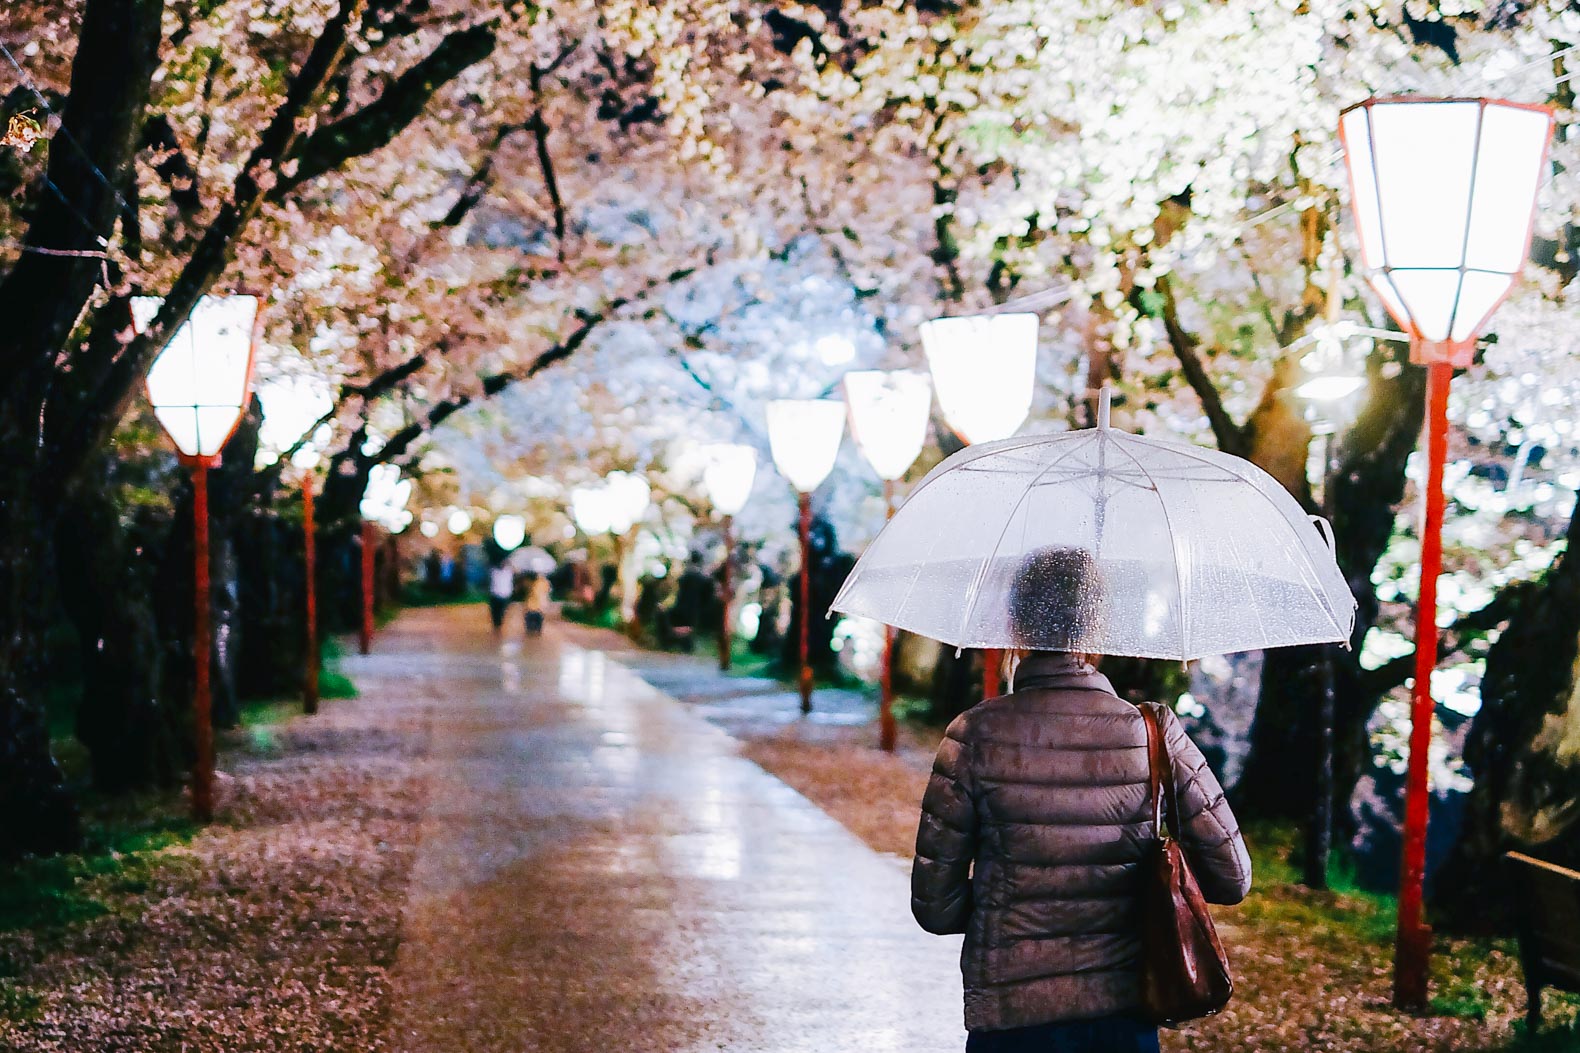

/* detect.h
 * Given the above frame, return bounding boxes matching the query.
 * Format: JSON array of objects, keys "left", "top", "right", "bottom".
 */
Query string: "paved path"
[{"left": 351, "top": 606, "right": 964, "bottom": 1053}]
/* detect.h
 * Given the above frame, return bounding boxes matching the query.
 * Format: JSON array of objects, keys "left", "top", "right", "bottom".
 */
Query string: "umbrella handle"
[{"left": 1310, "top": 514, "right": 1336, "bottom": 551}]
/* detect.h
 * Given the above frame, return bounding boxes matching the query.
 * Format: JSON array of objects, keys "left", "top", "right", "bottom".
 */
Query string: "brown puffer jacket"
[{"left": 912, "top": 651, "right": 1252, "bottom": 1032}]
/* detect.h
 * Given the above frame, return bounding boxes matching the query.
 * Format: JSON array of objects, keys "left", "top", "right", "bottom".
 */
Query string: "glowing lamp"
[
  {"left": 258, "top": 373, "right": 335, "bottom": 716},
  {"left": 701, "top": 444, "right": 757, "bottom": 515},
  {"left": 766, "top": 398, "right": 845, "bottom": 714},
  {"left": 446, "top": 508, "right": 474, "bottom": 536},
  {"left": 844, "top": 370, "right": 932, "bottom": 481},
  {"left": 815, "top": 333, "right": 857, "bottom": 365},
  {"left": 701, "top": 443, "right": 756, "bottom": 671},
  {"left": 1340, "top": 94, "right": 1554, "bottom": 1011},
  {"left": 919, "top": 312, "right": 1037, "bottom": 443},
  {"left": 604, "top": 471, "right": 651, "bottom": 533},
  {"left": 493, "top": 514, "right": 527, "bottom": 551},
  {"left": 1339, "top": 97, "right": 1553, "bottom": 366},
  {"left": 133, "top": 293, "right": 263, "bottom": 821},
  {"left": 571, "top": 487, "right": 614, "bottom": 535},
  {"left": 766, "top": 399, "right": 845, "bottom": 493},
  {"left": 842, "top": 368, "right": 932, "bottom": 751},
  {"left": 135, "top": 295, "right": 261, "bottom": 467},
  {"left": 359, "top": 463, "right": 412, "bottom": 533}
]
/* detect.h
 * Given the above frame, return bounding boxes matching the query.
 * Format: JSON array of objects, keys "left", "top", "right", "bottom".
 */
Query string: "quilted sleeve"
[
  {"left": 1162, "top": 706, "right": 1252, "bottom": 905},
  {"left": 911, "top": 713, "right": 978, "bottom": 935}
]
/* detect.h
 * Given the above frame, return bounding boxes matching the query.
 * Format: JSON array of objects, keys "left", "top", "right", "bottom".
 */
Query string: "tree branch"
[
  {"left": 436, "top": 122, "right": 526, "bottom": 228},
  {"left": 266, "top": 350, "right": 433, "bottom": 477},
  {"left": 365, "top": 265, "right": 697, "bottom": 469},
  {"left": 140, "top": 114, "right": 201, "bottom": 215},
  {"left": 272, "top": 21, "right": 499, "bottom": 198},
  {"left": 56, "top": 0, "right": 363, "bottom": 482},
  {"left": 1360, "top": 578, "right": 1541, "bottom": 697},
  {"left": 527, "top": 60, "right": 568, "bottom": 261},
  {"left": 1153, "top": 274, "right": 1251, "bottom": 458},
  {"left": 0, "top": 0, "right": 164, "bottom": 387}
]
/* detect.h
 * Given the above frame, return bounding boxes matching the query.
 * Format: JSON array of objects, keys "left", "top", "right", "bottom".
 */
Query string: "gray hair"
[{"left": 1009, "top": 546, "right": 1101, "bottom": 650}]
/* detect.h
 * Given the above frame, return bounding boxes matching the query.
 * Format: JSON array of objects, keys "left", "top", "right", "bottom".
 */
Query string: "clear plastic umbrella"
[
  {"left": 829, "top": 397, "right": 1355, "bottom": 661},
  {"left": 510, "top": 546, "right": 556, "bottom": 574}
]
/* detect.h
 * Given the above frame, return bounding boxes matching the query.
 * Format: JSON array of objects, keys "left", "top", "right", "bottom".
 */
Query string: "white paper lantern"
[
  {"left": 571, "top": 486, "right": 614, "bottom": 535},
  {"left": 446, "top": 508, "right": 474, "bottom": 536},
  {"left": 919, "top": 312, "right": 1038, "bottom": 444},
  {"left": 493, "top": 514, "right": 527, "bottom": 551},
  {"left": 136, "top": 295, "right": 261, "bottom": 465},
  {"left": 359, "top": 463, "right": 412, "bottom": 532},
  {"left": 844, "top": 370, "right": 933, "bottom": 481},
  {"left": 605, "top": 471, "right": 651, "bottom": 533},
  {"left": 1339, "top": 97, "right": 1553, "bottom": 365},
  {"left": 701, "top": 444, "right": 757, "bottom": 515},
  {"left": 766, "top": 399, "right": 846, "bottom": 493}
]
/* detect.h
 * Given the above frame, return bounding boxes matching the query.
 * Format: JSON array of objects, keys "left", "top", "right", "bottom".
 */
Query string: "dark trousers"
[
  {"left": 488, "top": 596, "right": 510, "bottom": 630},
  {"left": 966, "top": 1016, "right": 1159, "bottom": 1053},
  {"left": 524, "top": 610, "right": 544, "bottom": 635}
]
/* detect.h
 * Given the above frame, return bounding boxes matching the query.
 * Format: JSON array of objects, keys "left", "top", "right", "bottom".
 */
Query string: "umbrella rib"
[
  {"left": 1191, "top": 448, "right": 1352, "bottom": 641},
  {"left": 890, "top": 499, "right": 952, "bottom": 633},
  {"left": 1106, "top": 437, "right": 1351, "bottom": 640},
  {"left": 953, "top": 436, "right": 1096, "bottom": 647},
  {"left": 830, "top": 434, "right": 1072, "bottom": 631},
  {"left": 1109, "top": 433, "right": 1192, "bottom": 661}
]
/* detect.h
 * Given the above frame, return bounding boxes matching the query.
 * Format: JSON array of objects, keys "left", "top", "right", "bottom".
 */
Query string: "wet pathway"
[{"left": 352, "top": 607, "right": 964, "bottom": 1053}]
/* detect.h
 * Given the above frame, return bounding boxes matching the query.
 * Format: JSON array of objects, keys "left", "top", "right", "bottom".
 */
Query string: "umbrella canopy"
[
  {"left": 829, "top": 402, "right": 1355, "bottom": 661},
  {"left": 510, "top": 546, "right": 556, "bottom": 575}
]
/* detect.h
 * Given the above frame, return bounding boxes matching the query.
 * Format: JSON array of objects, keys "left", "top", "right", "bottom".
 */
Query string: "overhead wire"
[
  {"left": 0, "top": 39, "right": 130, "bottom": 211},
  {"left": 0, "top": 38, "right": 124, "bottom": 249}
]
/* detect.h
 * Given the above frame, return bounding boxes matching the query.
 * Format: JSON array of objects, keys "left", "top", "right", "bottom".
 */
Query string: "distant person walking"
[
  {"left": 487, "top": 558, "right": 515, "bottom": 639},
  {"left": 523, "top": 571, "right": 551, "bottom": 637},
  {"left": 911, "top": 547, "right": 1252, "bottom": 1053}
]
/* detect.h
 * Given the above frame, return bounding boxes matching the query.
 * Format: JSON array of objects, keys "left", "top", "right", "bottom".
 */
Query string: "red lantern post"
[
  {"left": 844, "top": 370, "right": 932, "bottom": 749},
  {"left": 766, "top": 399, "right": 846, "bottom": 717},
  {"left": 1395, "top": 355, "right": 1452, "bottom": 1004},
  {"left": 189, "top": 466, "right": 215, "bottom": 821},
  {"left": 138, "top": 293, "right": 261, "bottom": 822},
  {"left": 361, "top": 518, "right": 376, "bottom": 656},
  {"left": 720, "top": 514, "right": 735, "bottom": 672},
  {"left": 879, "top": 479, "right": 898, "bottom": 751},
  {"left": 303, "top": 477, "right": 319, "bottom": 715},
  {"left": 1339, "top": 96, "right": 1553, "bottom": 1008},
  {"left": 797, "top": 492, "right": 814, "bottom": 713}
]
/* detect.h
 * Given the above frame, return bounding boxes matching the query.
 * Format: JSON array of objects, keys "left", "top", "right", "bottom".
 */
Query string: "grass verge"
[
  {"left": 0, "top": 806, "right": 195, "bottom": 936},
  {"left": 318, "top": 637, "right": 358, "bottom": 700}
]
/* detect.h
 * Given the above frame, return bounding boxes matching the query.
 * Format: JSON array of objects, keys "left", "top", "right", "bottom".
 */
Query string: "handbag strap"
[{"left": 1139, "top": 703, "right": 1179, "bottom": 840}]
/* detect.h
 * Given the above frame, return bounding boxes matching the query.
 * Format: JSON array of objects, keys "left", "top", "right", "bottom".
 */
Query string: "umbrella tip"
[{"left": 1098, "top": 385, "right": 1112, "bottom": 430}]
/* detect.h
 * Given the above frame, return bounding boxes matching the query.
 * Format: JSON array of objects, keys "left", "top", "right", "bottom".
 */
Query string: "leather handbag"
[{"left": 1137, "top": 703, "right": 1234, "bottom": 1027}]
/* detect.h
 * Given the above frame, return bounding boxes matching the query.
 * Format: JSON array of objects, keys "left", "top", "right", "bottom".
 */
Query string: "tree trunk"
[
  {"left": 59, "top": 456, "right": 181, "bottom": 793},
  {"left": 1434, "top": 495, "right": 1580, "bottom": 928},
  {"left": 236, "top": 494, "right": 307, "bottom": 702},
  {"left": 1235, "top": 353, "right": 1427, "bottom": 822},
  {"left": 316, "top": 449, "right": 375, "bottom": 632},
  {"left": 0, "top": 459, "right": 81, "bottom": 857},
  {"left": 927, "top": 646, "right": 982, "bottom": 725},
  {"left": 0, "top": 0, "right": 165, "bottom": 858},
  {"left": 779, "top": 511, "right": 852, "bottom": 682}
]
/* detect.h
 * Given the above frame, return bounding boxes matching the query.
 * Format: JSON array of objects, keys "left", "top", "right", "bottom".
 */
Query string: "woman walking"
[
  {"left": 487, "top": 557, "right": 516, "bottom": 640},
  {"left": 911, "top": 547, "right": 1252, "bottom": 1052}
]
